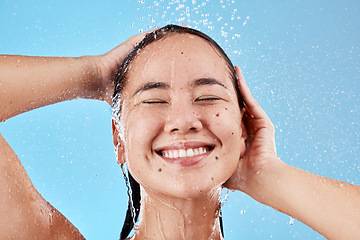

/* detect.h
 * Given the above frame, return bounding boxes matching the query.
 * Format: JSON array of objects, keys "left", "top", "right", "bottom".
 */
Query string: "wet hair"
[{"left": 112, "top": 24, "right": 244, "bottom": 240}]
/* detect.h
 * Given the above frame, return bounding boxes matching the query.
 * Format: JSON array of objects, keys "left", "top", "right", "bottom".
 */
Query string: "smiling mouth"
[{"left": 157, "top": 146, "right": 214, "bottom": 159}]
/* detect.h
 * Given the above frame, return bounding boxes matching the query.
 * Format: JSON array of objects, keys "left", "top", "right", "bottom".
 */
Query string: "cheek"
[
  {"left": 205, "top": 105, "right": 242, "bottom": 140},
  {"left": 204, "top": 106, "right": 242, "bottom": 178},
  {"left": 123, "top": 107, "right": 164, "bottom": 173},
  {"left": 123, "top": 108, "right": 165, "bottom": 186},
  {"left": 125, "top": 108, "right": 163, "bottom": 146}
]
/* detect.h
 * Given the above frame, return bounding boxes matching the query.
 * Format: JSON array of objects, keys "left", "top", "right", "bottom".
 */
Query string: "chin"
[{"left": 159, "top": 179, "right": 224, "bottom": 201}]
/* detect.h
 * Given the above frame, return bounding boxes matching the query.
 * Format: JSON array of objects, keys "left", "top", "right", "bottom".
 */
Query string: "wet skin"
[{"left": 114, "top": 34, "right": 247, "bottom": 201}]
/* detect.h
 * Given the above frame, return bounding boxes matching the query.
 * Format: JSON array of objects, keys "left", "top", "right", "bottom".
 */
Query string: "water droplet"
[{"left": 289, "top": 216, "right": 294, "bottom": 225}]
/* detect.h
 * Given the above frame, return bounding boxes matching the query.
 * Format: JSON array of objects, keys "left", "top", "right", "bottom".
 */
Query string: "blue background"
[{"left": 1, "top": 0, "right": 359, "bottom": 239}]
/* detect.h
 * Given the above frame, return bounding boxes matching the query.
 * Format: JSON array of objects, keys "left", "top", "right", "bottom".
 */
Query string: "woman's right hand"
[
  {"left": 0, "top": 31, "right": 149, "bottom": 121},
  {"left": 87, "top": 32, "right": 149, "bottom": 105},
  {"left": 0, "top": 29, "right": 147, "bottom": 239}
]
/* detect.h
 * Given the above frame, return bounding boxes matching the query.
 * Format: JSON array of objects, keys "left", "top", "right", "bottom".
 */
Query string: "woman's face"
[{"left": 115, "top": 34, "right": 246, "bottom": 199}]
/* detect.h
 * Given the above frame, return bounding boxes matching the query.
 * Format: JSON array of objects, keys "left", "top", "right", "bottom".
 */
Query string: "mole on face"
[{"left": 158, "top": 168, "right": 162, "bottom": 172}]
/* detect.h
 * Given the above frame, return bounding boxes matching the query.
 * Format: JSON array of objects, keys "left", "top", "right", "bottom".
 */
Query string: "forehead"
[{"left": 127, "top": 33, "right": 230, "bottom": 85}]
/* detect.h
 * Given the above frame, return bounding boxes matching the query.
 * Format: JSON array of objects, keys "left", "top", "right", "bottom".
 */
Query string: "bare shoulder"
[{"left": 0, "top": 134, "right": 84, "bottom": 239}]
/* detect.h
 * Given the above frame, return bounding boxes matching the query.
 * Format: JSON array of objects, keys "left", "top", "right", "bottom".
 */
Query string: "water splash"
[
  {"left": 215, "top": 188, "right": 232, "bottom": 218},
  {"left": 133, "top": 0, "right": 250, "bottom": 57},
  {"left": 220, "top": 188, "right": 231, "bottom": 208},
  {"left": 121, "top": 164, "right": 138, "bottom": 230}
]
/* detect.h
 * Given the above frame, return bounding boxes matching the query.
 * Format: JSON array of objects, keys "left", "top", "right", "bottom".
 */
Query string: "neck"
[{"left": 132, "top": 187, "right": 223, "bottom": 240}]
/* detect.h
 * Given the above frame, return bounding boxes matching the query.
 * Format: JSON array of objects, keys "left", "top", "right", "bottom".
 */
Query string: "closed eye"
[
  {"left": 142, "top": 99, "right": 168, "bottom": 104},
  {"left": 195, "top": 96, "right": 221, "bottom": 102}
]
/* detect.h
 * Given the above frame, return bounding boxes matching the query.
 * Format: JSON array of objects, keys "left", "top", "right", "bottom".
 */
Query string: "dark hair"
[{"left": 112, "top": 24, "right": 244, "bottom": 240}]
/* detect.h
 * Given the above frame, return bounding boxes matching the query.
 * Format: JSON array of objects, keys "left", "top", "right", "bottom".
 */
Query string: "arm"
[
  {"left": 0, "top": 133, "right": 85, "bottom": 239},
  {"left": 0, "top": 55, "right": 100, "bottom": 121},
  {"left": 226, "top": 66, "right": 360, "bottom": 240},
  {"left": 0, "top": 33, "right": 145, "bottom": 121},
  {"left": 0, "top": 33, "right": 146, "bottom": 238}
]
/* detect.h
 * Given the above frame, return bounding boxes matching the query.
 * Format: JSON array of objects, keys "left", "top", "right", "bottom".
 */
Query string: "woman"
[
  {"left": 112, "top": 25, "right": 247, "bottom": 240},
  {"left": 1, "top": 25, "right": 359, "bottom": 239}
]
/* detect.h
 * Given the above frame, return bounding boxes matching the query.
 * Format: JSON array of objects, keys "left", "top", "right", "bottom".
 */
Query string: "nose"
[{"left": 164, "top": 102, "right": 203, "bottom": 134}]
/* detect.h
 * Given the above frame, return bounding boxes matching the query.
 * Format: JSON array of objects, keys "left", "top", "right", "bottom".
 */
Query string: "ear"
[
  {"left": 239, "top": 108, "right": 248, "bottom": 158},
  {"left": 112, "top": 119, "right": 126, "bottom": 165}
]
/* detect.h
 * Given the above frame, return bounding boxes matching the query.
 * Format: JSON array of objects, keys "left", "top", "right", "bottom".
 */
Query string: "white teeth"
[
  {"left": 186, "top": 148, "right": 194, "bottom": 157},
  {"left": 199, "top": 148, "right": 204, "bottom": 154},
  {"left": 179, "top": 149, "right": 186, "bottom": 158},
  {"left": 194, "top": 148, "right": 199, "bottom": 155},
  {"left": 161, "top": 147, "right": 210, "bottom": 159}
]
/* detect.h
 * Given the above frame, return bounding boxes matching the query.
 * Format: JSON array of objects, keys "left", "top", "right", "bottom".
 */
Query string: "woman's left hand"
[
  {"left": 225, "top": 67, "right": 360, "bottom": 240},
  {"left": 225, "top": 66, "right": 283, "bottom": 202}
]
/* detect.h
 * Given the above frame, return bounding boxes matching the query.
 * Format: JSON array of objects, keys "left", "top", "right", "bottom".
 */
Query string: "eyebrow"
[
  {"left": 192, "top": 78, "right": 228, "bottom": 89},
  {"left": 132, "top": 78, "right": 227, "bottom": 97},
  {"left": 132, "top": 81, "right": 170, "bottom": 97}
]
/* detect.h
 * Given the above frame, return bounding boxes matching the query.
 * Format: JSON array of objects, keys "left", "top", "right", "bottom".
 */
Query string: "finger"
[
  {"left": 111, "top": 26, "right": 159, "bottom": 51},
  {"left": 235, "top": 66, "right": 268, "bottom": 120},
  {"left": 126, "top": 27, "right": 165, "bottom": 49}
]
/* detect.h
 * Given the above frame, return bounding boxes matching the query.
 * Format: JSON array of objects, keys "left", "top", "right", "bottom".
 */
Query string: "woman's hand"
[
  {"left": 226, "top": 67, "right": 360, "bottom": 240},
  {"left": 0, "top": 31, "right": 150, "bottom": 121},
  {"left": 225, "top": 66, "right": 283, "bottom": 200},
  {"left": 87, "top": 32, "right": 148, "bottom": 104}
]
